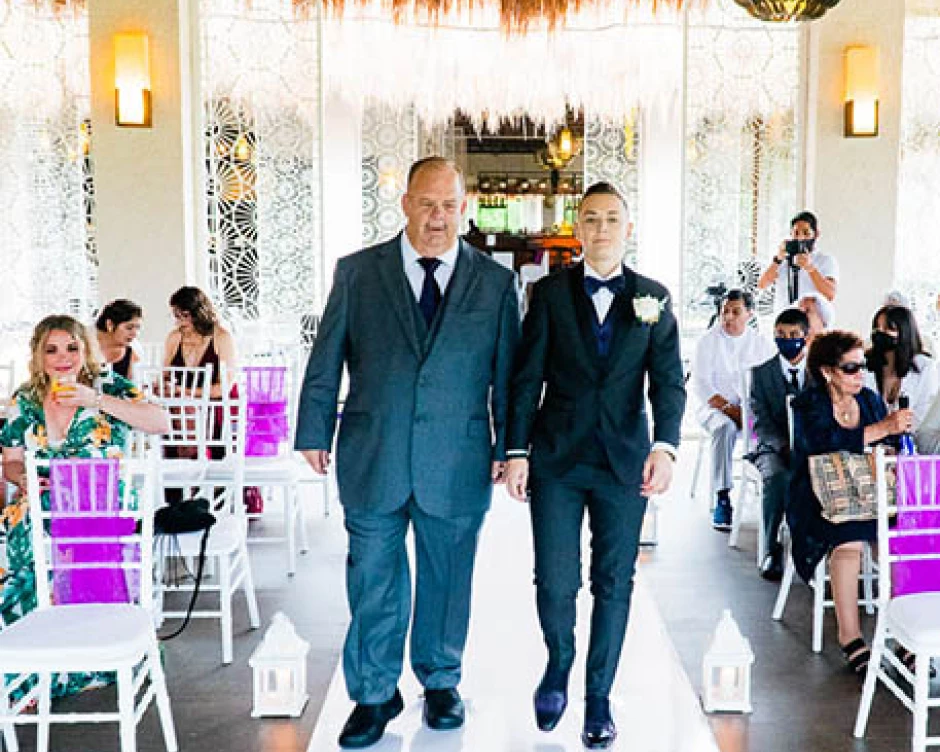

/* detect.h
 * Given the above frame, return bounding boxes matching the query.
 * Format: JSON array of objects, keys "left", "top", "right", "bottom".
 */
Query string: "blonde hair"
[{"left": 23, "top": 315, "right": 101, "bottom": 402}]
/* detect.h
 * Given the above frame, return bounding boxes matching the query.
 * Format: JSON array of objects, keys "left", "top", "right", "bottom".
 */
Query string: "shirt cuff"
[
  {"left": 506, "top": 449, "right": 529, "bottom": 459},
  {"left": 651, "top": 442, "right": 678, "bottom": 461}
]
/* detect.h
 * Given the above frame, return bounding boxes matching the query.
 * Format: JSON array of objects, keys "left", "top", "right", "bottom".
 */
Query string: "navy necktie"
[
  {"left": 417, "top": 257, "right": 442, "bottom": 328},
  {"left": 788, "top": 368, "right": 800, "bottom": 392},
  {"left": 584, "top": 275, "right": 626, "bottom": 297}
]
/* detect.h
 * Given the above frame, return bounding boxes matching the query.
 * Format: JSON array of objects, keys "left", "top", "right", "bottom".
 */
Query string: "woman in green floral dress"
[{"left": 0, "top": 315, "right": 168, "bottom": 698}]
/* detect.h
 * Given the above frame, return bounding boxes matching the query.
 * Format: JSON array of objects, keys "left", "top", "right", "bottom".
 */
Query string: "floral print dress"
[{"left": 0, "top": 372, "right": 144, "bottom": 698}]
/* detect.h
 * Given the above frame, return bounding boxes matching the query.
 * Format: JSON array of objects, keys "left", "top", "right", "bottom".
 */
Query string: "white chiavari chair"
[
  {"left": 855, "top": 449, "right": 940, "bottom": 752},
  {"left": 154, "top": 388, "right": 260, "bottom": 665},
  {"left": 0, "top": 452, "right": 177, "bottom": 752},
  {"left": 731, "top": 369, "right": 765, "bottom": 563}
]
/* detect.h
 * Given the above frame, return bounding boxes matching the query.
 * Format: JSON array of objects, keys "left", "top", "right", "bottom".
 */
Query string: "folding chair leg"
[
  {"left": 862, "top": 544, "right": 876, "bottom": 615},
  {"left": 220, "top": 555, "right": 234, "bottom": 665},
  {"left": 298, "top": 489, "right": 311, "bottom": 554},
  {"left": 286, "top": 487, "right": 297, "bottom": 577},
  {"left": 729, "top": 483, "right": 745, "bottom": 549},
  {"left": 854, "top": 618, "right": 885, "bottom": 738},
  {"left": 691, "top": 440, "right": 707, "bottom": 501},
  {"left": 241, "top": 541, "right": 261, "bottom": 630},
  {"left": 117, "top": 666, "right": 137, "bottom": 752},
  {"left": 772, "top": 555, "right": 795, "bottom": 620},
  {"left": 148, "top": 643, "right": 179, "bottom": 752},
  {"left": 1, "top": 684, "right": 18, "bottom": 752},
  {"left": 36, "top": 673, "right": 51, "bottom": 752},
  {"left": 913, "top": 650, "right": 930, "bottom": 752},
  {"left": 812, "top": 559, "right": 826, "bottom": 653}
]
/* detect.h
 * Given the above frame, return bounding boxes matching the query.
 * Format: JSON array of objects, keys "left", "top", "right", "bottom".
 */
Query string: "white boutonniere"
[{"left": 633, "top": 294, "right": 666, "bottom": 325}]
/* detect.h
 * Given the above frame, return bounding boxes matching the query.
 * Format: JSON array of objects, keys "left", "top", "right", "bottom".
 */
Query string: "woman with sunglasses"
[{"left": 787, "top": 330, "right": 912, "bottom": 677}]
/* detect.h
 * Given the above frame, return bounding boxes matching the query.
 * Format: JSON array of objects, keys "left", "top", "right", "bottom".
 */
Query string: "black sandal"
[
  {"left": 840, "top": 637, "right": 871, "bottom": 676},
  {"left": 896, "top": 647, "right": 937, "bottom": 679}
]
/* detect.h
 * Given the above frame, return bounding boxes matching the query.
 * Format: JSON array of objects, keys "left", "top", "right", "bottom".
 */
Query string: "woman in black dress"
[{"left": 788, "top": 330, "right": 912, "bottom": 674}]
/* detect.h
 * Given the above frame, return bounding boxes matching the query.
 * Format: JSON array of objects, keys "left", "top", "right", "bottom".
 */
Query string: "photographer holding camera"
[{"left": 758, "top": 211, "right": 838, "bottom": 312}]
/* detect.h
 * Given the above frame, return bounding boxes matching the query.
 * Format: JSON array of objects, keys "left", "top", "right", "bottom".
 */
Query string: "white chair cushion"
[
  {"left": 0, "top": 604, "right": 153, "bottom": 670},
  {"left": 887, "top": 592, "right": 940, "bottom": 650}
]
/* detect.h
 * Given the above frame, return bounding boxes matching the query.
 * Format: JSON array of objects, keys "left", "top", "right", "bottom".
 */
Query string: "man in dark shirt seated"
[{"left": 749, "top": 308, "right": 811, "bottom": 580}]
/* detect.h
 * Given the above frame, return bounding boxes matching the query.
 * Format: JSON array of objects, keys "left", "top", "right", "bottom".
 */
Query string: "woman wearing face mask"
[{"left": 864, "top": 304, "right": 938, "bottom": 434}]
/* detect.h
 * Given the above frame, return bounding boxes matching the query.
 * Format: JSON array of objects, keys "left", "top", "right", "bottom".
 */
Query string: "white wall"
[
  {"left": 804, "top": 0, "right": 906, "bottom": 334},
  {"left": 88, "top": 0, "right": 197, "bottom": 346}
]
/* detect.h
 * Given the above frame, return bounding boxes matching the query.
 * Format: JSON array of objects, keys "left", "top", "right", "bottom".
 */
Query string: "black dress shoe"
[
  {"left": 760, "top": 549, "right": 784, "bottom": 582},
  {"left": 533, "top": 668, "right": 569, "bottom": 732},
  {"left": 582, "top": 696, "right": 616, "bottom": 750},
  {"left": 423, "top": 688, "right": 465, "bottom": 730},
  {"left": 338, "top": 690, "right": 404, "bottom": 749}
]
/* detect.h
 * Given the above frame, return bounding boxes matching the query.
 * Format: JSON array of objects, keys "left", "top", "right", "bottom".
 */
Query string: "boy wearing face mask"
[{"left": 749, "top": 308, "right": 812, "bottom": 580}]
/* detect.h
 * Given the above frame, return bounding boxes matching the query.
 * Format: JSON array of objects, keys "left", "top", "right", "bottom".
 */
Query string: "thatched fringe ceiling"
[{"left": 297, "top": 0, "right": 697, "bottom": 33}]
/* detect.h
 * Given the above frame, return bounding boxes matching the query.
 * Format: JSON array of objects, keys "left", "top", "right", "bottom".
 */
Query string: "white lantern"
[
  {"left": 702, "top": 609, "right": 754, "bottom": 714},
  {"left": 249, "top": 612, "right": 310, "bottom": 718}
]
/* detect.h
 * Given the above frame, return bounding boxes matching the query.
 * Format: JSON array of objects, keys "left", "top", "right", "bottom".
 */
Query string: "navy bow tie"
[{"left": 584, "top": 275, "right": 626, "bottom": 297}]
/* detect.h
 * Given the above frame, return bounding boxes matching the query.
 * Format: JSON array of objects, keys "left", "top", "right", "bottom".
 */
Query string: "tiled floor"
[{"left": 6, "top": 444, "right": 930, "bottom": 751}]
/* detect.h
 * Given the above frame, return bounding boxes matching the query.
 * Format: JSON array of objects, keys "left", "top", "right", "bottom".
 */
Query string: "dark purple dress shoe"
[{"left": 582, "top": 695, "right": 616, "bottom": 750}]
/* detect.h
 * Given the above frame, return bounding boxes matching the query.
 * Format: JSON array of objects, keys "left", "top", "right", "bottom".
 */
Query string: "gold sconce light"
[
  {"left": 114, "top": 33, "right": 152, "bottom": 127},
  {"left": 844, "top": 45, "right": 878, "bottom": 138}
]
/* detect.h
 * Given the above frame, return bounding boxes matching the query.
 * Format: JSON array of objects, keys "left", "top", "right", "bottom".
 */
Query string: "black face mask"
[{"left": 871, "top": 330, "right": 898, "bottom": 352}]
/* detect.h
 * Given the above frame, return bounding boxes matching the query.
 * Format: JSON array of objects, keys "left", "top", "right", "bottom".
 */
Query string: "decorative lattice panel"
[
  {"left": 362, "top": 104, "right": 418, "bottom": 245},
  {"left": 682, "top": 0, "right": 799, "bottom": 332},
  {"left": 0, "top": 2, "right": 97, "bottom": 361},
  {"left": 201, "top": 0, "right": 322, "bottom": 342},
  {"left": 584, "top": 115, "right": 641, "bottom": 267},
  {"left": 896, "top": 8, "right": 940, "bottom": 346}
]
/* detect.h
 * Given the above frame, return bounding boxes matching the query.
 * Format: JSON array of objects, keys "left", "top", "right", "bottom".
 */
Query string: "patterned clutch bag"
[{"left": 808, "top": 451, "right": 895, "bottom": 524}]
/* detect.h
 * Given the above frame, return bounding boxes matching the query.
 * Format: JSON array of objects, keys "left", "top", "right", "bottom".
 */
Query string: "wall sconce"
[
  {"left": 114, "top": 33, "right": 152, "bottom": 127},
  {"left": 844, "top": 45, "right": 879, "bottom": 138}
]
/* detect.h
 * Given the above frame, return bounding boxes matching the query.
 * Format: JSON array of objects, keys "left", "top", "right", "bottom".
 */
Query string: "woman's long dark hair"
[
  {"left": 866, "top": 305, "right": 928, "bottom": 392},
  {"left": 169, "top": 286, "right": 218, "bottom": 337}
]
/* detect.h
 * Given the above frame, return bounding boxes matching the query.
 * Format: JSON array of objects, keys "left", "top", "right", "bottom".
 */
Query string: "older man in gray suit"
[{"left": 296, "top": 157, "right": 519, "bottom": 749}]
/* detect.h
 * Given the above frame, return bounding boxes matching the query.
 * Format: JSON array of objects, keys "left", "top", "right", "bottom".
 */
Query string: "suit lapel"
[
  {"left": 376, "top": 234, "right": 422, "bottom": 360},
  {"left": 566, "top": 264, "right": 603, "bottom": 377}
]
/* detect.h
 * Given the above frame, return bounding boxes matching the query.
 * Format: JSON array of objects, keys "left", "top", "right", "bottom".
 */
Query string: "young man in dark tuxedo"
[
  {"left": 505, "top": 182, "right": 686, "bottom": 750},
  {"left": 748, "top": 307, "right": 811, "bottom": 580}
]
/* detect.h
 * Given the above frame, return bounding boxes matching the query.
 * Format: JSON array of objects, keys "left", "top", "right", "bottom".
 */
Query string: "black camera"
[{"left": 785, "top": 238, "right": 815, "bottom": 259}]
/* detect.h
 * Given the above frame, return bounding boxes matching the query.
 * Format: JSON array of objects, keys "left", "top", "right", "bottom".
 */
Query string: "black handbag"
[{"left": 154, "top": 495, "right": 216, "bottom": 640}]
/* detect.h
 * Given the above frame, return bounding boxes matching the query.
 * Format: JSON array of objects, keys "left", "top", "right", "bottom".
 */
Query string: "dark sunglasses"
[{"left": 836, "top": 361, "right": 866, "bottom": 375}]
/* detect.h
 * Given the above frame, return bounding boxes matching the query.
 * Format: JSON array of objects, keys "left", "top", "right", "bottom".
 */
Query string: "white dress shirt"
[
  {"left": 583, "top": 261, "right": 620, "bottom": 323},
  {"left": 778, "top": 354, "right": 807, "bottom": 390},
  {"left": 401, "top": 232, "right": 458, "bottom": 300},
  {"left": 693, "top": 325, "right": 776, "bottom": 422}
]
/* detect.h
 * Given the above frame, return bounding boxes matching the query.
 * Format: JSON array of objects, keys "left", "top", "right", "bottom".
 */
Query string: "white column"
[
  {"left": 804, "top": 0, "right": 906, "bottom": 333},
  {"left": 88, "top": 0, "right": 198, "bottom": 344}
]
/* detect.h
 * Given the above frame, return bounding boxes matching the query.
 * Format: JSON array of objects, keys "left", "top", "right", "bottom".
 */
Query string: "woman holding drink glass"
[{"left": 0, "top": 315, "right": 167, "bottom": 697}]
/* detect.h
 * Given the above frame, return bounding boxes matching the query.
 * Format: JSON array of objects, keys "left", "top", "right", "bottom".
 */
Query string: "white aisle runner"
[{"left": 307, "top": 492, "right": 719, "bottom": 752}]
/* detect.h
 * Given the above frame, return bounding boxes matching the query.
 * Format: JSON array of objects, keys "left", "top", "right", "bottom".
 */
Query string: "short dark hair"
[
  {"left": 807, "top": 329, "right": 865, "bottom": 385},
  {"left": 723, "top": 288, "right": 754, "bottom": 311},
  {"left": 407, "top": 157, "right": 465, "bottom": 191},
  {"left": 791, "top": 211, "right": 818, "bottom": 234},
  {"left": 581, "top": 181, "right": 629, "bottom": 212},
  {"left": 96, "top": 299, "right": 143, "bottom": 332},
  {"left": 169, "top": 286, "right": 218, "bottom": 337},
  {"left": 867, "top": 304, "right": 929, "bottom": 382},
  {"left": 775, "top": 307, "right": 810, "bottom": 334}
]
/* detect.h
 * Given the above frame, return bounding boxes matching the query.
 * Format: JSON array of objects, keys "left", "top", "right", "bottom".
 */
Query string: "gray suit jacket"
[
  {"left": 749, "top": 355, "right": 802, "bottom": 474},
  {"left": 295, "top": 234, "right": 520, "bottom": 517}
]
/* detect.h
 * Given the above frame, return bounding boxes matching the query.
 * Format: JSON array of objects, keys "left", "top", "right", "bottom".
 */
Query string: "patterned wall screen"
[
  {"left": 896, "top": 5, "right": 940, "bottom": 345},
  {"left": 201, "top": 0, "right": 323, "bottom": 343},
  {"left": 584, "top": 115, "right": 641, "bottom": 268},
  {"left": 683, "top": 0, "right": 799, "bottom": 333},
  {"left": 0, "top": 2, "right": 97, "bottom": 364},
  {"left": 362, "top": 104, "right": 418, "bottom": 245}
]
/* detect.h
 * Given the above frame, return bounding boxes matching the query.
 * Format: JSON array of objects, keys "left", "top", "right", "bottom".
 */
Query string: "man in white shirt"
[
  {"left": 748, "top": 308, "right": 811, "bottom": 580},
  {"left": 757, "top": 211, "right": 839, "bottom": 313},
  {"left": 693, "top": 289, "right": 776, "bottom": 530}
]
